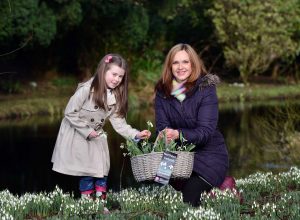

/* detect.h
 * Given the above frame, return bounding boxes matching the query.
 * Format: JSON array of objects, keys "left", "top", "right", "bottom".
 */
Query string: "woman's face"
[
  {"left": 105, "top": 64, "right": 125, "bottom": 89},
  {"left": 171, "top": 50, "right": 192, "bottom": 83}
]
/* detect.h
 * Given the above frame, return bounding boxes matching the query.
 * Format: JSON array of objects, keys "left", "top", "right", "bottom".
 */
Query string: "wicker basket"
[{"left": 130, "top": 151, "right": 194, "bottom": 182}]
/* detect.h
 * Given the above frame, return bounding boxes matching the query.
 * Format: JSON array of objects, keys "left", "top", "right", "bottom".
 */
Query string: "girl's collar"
[{"left": 107, "top": 89, "right": 116, "bottom": 106}]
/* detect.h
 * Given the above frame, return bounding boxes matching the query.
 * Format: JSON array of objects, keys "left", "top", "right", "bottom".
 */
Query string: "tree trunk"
[{"left": 271, "top": 64, "right": 280, "bottom": 80}]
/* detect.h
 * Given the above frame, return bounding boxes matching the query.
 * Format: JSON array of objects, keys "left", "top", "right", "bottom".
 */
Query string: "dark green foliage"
[
  {"left": 0, "top": 0, "right": 219, "bottom": 79},
  {"left": 1, "top": 0, "right": 55, "bottom": 47},
  {"left": 1, "top": 0, "right": 300, "bottom": 82},
  {"left": 51, "top": 76, "right": 77, "bottom": 87},
  {"left": 208, "top": 0, "right": 300, "bottom": 83},
  {"left": 0, "top": 79, "right": 21, "bottom": 94},
  {"left": 0, "top": 0, "right": 83, "bottom": 48}
]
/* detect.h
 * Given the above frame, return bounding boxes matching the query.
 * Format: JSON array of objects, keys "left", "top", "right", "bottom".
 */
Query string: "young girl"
[{"left": 51, "top": 54, "right": 151, "bottom": 199}]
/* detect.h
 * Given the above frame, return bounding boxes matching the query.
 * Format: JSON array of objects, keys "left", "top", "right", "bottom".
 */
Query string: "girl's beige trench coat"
[{"left": 51, "top": 79, "right": 139, "bottom": 178}]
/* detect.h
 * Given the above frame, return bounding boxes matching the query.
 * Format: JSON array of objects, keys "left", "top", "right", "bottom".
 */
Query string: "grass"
[
  {"left": 0, "top": 77, "right": 300, "bottom": 119},
  {"left": 0, "top": 97, "right": 68, "bottom": 119},
  {"left": 1, "top": 167, "right": 300, "bottom": 219},
  {"left": 0, "top": 78, "right": 74, "bottom": 119},
  {"left": 217, "top": 83, "right": 300, "bottom": 102}
]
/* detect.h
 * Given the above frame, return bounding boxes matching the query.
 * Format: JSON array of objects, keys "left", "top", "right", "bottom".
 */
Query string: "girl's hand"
[
  {"left": 136, "top": 130, "right": 151, "bottom": 139},
  {"left": 164, "top": 128, "right": 179, "bottom": 143},
  {"left": 88, "top": 130, "right": 98, "bottom": 139}
]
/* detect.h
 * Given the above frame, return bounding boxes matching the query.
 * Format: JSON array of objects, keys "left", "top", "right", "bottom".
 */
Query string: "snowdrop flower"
[
  {"left": 100, "top": 132, "right": 107, "bottom": 138},
  {"left": 147, "top": 121, "right": 153, "bottom": 128}
]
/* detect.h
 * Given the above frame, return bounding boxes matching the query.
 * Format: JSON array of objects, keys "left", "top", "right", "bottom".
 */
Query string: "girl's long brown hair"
[
  {"left": 155, "top": 43, "right": 207, "bottom": 97},
  {"left": 90, "top": 54, "right": 129, "bottom": 117}
]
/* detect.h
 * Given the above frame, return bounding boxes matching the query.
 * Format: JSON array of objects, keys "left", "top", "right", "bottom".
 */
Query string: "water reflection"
[
  {"left": 219, "top": 100, "right": 300, "bottom": 178},
  {"left": 0, "top": 101, "right": 299, "bottom": 196}
]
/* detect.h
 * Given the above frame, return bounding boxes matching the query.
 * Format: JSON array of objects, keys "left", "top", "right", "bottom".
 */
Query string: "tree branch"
[{"left": 0, "top": 34, "right": 32, "bottom": 57}]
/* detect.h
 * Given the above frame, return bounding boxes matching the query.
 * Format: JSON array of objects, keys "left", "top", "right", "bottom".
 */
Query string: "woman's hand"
[
  {"left": 88, "top": 130, "right": 98, "bottom": 139},
  {"left": 136, "top": 130, "right": 151, "bottom": 139},
  {"left": 164, "top": 128, "right": 179, "bottom": 143}
]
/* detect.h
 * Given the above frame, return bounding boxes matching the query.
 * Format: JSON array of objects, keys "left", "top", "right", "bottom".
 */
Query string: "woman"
[{"left": 154, "top": 43, "right": 229, "bottom": 206}]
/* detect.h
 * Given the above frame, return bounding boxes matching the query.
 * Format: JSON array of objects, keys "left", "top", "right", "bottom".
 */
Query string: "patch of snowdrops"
[{"left": 0, "top": 167, "right": 300, "bottom": 219}]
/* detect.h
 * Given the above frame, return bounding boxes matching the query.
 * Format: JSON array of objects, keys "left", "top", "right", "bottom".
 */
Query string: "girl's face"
[
  {"left": 105, "top": 64, "right": 125, "bottom": 89},
  {"left": 171, "top": 50, "right": 192, "bottom": 83}
]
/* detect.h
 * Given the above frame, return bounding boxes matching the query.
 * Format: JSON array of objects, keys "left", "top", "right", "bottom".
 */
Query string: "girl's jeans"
[{"left": 79, "top": 176, "right": 107, "bottom": 196}]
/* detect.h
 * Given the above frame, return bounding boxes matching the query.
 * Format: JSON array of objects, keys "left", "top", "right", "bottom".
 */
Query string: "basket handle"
[
  {"left": 152, "top": 135, "right": 160, "bottom": 152},
  {"left": 152, "top": 129, "right": 168, "bottom": 152}
]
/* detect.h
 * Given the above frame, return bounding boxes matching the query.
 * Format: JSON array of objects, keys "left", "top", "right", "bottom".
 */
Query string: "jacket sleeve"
[
  {"left": 181, "top": 86, "right": 219, "bottom": 145},
  {"left": 154, "top": 94, "right": 171, "bottom": 133},
  {"left": 64, "top": 85, "right": 94, "bottom": 139},
  {"left": 108, "top": 112, "right": 139, "bottom": 139}
]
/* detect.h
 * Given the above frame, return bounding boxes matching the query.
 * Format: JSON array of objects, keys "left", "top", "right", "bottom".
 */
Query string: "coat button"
[
  {"left": 94, "top": 106, "right": 98, "bottom": 109},
  {"left": 74, "top": 109, "right": 77, "bottom": 112},
  {"left": 101, "top": 119, "right": 104, "bottom": 122},
  {"left": 91, "top": 118, "right": 94, "bottom": 122}
]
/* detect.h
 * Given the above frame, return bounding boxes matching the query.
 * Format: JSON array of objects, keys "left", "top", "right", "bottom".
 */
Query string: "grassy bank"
[
  {"left": 0, "top": 79, "right": 74, "bottom": 119},
  {"left": 1, "top": 79, "right": 300, "bottom": 119},
  {"left": 1, "top": 167, "right": 300, "bottom": 219},
  {"left": 217, "top": 83, "right": 300, "bottom": 102}
]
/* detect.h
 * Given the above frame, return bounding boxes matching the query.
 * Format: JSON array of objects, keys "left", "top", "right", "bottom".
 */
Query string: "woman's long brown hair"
[
  {"left": 155, "top": 43, "right": 207, "bottom": 97},
  {"left": 90, "top": 54, "right": 129, "bottom": 117}
]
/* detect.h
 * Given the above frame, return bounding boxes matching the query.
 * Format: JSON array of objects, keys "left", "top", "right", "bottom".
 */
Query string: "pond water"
[{"left": 0, "top": 100, "right": 299, "bottom": 197}]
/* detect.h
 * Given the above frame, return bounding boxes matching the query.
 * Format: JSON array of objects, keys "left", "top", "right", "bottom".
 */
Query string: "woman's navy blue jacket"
[{"left": 155, "top": 74, "right": 229, "bottom": 187}]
